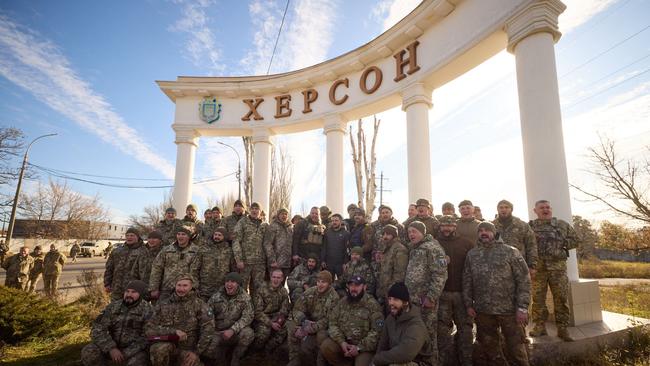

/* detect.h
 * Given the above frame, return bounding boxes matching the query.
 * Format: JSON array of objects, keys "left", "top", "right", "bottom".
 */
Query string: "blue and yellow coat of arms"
[{"left": 199, "top": 97, "right": 222, "bottom": 124}]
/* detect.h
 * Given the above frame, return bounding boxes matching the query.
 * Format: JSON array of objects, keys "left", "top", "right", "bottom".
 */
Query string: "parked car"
[{"left": 79, "top": 242, "right": 106, "bottom": 257}]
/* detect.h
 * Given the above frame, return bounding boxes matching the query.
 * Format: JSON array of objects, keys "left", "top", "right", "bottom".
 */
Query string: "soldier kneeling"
[{"left": 81, "top": 280, "right": 152, "bottom": 366}]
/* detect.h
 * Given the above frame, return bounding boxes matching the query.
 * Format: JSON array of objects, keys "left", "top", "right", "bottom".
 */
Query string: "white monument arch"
[{"left": 158, "top": 0, "right": 602, "bottom": 325}]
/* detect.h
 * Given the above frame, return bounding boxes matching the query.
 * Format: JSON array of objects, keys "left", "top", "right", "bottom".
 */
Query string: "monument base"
[{"left": 544, "top": 279, "right": 602, "bottom": 326}]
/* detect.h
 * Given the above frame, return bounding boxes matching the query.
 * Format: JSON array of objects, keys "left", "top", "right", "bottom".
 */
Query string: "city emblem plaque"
[{"left": 199, "top": 97, "right": 222, "bottom": 124}]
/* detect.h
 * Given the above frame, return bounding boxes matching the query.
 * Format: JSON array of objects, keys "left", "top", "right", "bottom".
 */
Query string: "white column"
[
  {"left": 323, "top": 114, "right": 346, "bottom": 215},
  {"left": 252, "top": 127, "right": 273, "bottom": 215},
  {"left": 402, "top": 82, "right": 433, "bottom": 204},
  {"left": 507, "top": 0, "right": 578, "bottom": 280},
  {"left": 172, "top": 128, "right": 199, "bottom": 212}
]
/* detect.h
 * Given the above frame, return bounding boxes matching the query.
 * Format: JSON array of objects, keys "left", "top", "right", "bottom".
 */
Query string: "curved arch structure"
[{"left": 160, "top": 1, "right": 592, "bottom": 301}]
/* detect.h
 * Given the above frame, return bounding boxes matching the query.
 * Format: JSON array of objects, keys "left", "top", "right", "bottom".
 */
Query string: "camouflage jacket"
[
  {"left": 207, "top": 287, "right": 254, "bottom": 333},
  {"left": 263, "top": 218, "right": 293, "bottom": 269},
  {"left": 402, "top": 216, "right": 440, "bottom": 242},
  {"left": 155, "top": 218, "right": 184, "bottom": 246},
  {"left": 493, "top": 216, "right": 538, "bottom": 269},
  {"left": 199, "top": 218, "right": 223, "bottom": 245},
  {"left": 463, "top": 239, "right": 531, "bottom": 314},
  {"left": 530, "top": 218, "right": 578, "bottom": 263},
  {"left": 29, "top": 252, "right": 45, "bottom": 277},
  {"left": 290, "top": 286, "right": 339, "bottom": 333},
  {"left": 197, "top": 238, "right": 232, "bottom": 301},
  {"left": 223, "top": 212, "right": 245, "bottom": 242},
  {"left": 145, "top": 291, "right": 216, "bottom": 354},
  {"left": 232, "top": 215, "right": 267, "bottom": 265},
  {"left": 91, "top": 299, "right": 152, "bottom": 357},
  {"left": 376, "top": 239, "right": 408, "bottom": 299},
  {"left": 43, "top": 250, "right": 66, "bottom": 275},
  {"left": 183, "top": 216, "right": 203, "bottom": 239},
  {"left": 104, "top": 241, "right": 144, "bottom": 298},
  {"left": 130, "top": 243, "right": 162, "bottom": 287},
  {"left": 328, "top": 292, "right": 383, "bottom": 352},
  {"left": 149, "top": 242, "right": 201, "bottom": 293},
  {"left": 370, "top": 218, "right": 405, "bottom": 252},
  {"left": 456, "top": 217, "right": 480, "bottom": 245},
  {"left": 405, "top": 235, "right": 448, "bottom": 305},
  {"left": 287, "top": 263, "right": 319, "bottom": 293},
  {"left": 338, "top": 258, "right": 376, "bottom": 295},
  {"left": 253, "top": 282, "right": 290, "bottom": 326},
  {"left": 1, "top": 254, "right": 34, "bottom": 284}
]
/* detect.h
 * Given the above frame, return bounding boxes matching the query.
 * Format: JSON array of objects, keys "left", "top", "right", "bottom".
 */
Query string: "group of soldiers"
[
  {"left": 1, "top": 196, "right": 577, "bottom": 366},
  {"left": 1, "top": 243, "right": 67, "bottom": 296}
]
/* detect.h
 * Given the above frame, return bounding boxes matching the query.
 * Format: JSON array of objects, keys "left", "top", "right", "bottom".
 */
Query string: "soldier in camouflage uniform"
[
  {"left": 375, "top": 225, "right": 408, "bottom": 305},
  {"left": 81, "top": 280, "right": 152, "bottom": 366},
  {"left": 104, "top": 227, "right": 145, "bottom": 301},
  {"left": 405, "top": 221, "right": 448, "bottom": 366},
  {"left": 232, "top": 201, "right": 267, "bottom": 298},
  {"left": 252, "top": 269, "right": 290, "bottom": 352},
  {"left": 223, "top": 200, "right": 247, "bottom": 243},
  {"left": 43, "top": 244, "right": 66, "bottom": 297},
  {"left": 320, "top": 275, "right": 384, "bottom": 366},
  {"left": 292, "top": 207, "right": 326, "bottom": 265},
  {"left": 463, "top": 222, "right": 531, "bottom": 366},
  {"left": 264, "top": 207, "right": 293, "bottom": 278},
  {"left": 349, "top": 208, "right": 375, "bottom": 261},
  {"left": 320, "top": 206, "right": 332, "bottom": 227},
  {"left": 28, "top": 245, "right": 44, "bottom": 293},
  {"left": 0, "top": 240, "right": 9, "bottom": 266},
  {"left": 529, "top": 200, "right": 578, "bottom": 342},
  {"left": 207, "top": 272, "right": 255, "bottom": 366},
  {"left": 198, "top": 227, "right": 232, "bottom": 302},
  {"left": 336, "top": 246, "right": 375, "bottom": 297},
  {"left": 456, "top": 200, "right": 481, "bottom": 244},
  {"left": 370, "top": 205, "right": 404, "bottom": 257},
  {"left": 344, "top": 203, "right": 358, "bottom": 231},
  {"left": 441, "top": 202, "right": 457, "bottom": 218},
  {"left": 473, "top": 206, "right": 484, "bottom": 221},
  {"left": 2, "top": 246, "right": 34, "bottom": 290},
  {"left": 200, "top": 206, "right": 224, "bottom": 245},
  {"left": 402, "top": 198, "right": 440, "bottom": 242},
  {"left": 183, "top": 203, "right": 204, "bottom": 235},
  {"left": 493, "top": 199, "right": 538, "bottom": 273},
  {"left": 156, "top": 207, "right": 184, "bottom": 246},
  {"left": 149, "top": 224, "right": 202, "bottom": 301},
  {"left": 287, "top": 270, "right": 339, "bottom": 366},
  {"left": 287, "top": 254, "right": 319, "bottom": 303},
  {"left": 146, "top": 275, "right": 216, "bottom": 366},
  {"left": 130, "top": 230, "right": 163, "bottom": 298}
]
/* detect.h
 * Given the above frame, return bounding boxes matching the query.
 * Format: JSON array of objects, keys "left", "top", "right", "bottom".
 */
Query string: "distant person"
[
  {"left": 103, "top": 242, "right": 113, "bottom": 259},
  {"left": 319, "top": 206, "right": 332, "bottom": 227},
  {"left": 43, "top": 244, "right": 66, "bottom": 297},
  {"left": 344, "top": 203, "right": 358, "bottom": 231},
  {"left": 292, "top": 207, "right": 325, "bottom": 264},
  {"left": 130, "top": 230, "right": 163, "bottom": 298},
  {"left": 223, "top": 200, "right": 247, "bottom": 243},
  {"left": 402, "top": 199, "right": 440, "bottom": 241},
  {"left": 2, "top": 246, "right": 34, "bottom": 290},
  {"left": 104, "top": 227, "right": 145, "bottom": 301},
  {"left": 252, "top": 269, "right": 290, "bottom": 353},
  {"left": 232, "top": 201, "right": 268, "bottom": 298},
  {"left": 70, "top": 242, "right": 81, "bottom": 262},
  {"left": 473, "top": 206, "right": 484, "bottom": 221},
  {"left": 0, "top": 239, "right": 10, "bottom": 266},
  {"left": 28, "top": 245, "right": 45, "bottom": 293}
]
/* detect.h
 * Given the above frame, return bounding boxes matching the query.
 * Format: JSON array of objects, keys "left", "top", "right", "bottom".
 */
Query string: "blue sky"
[{"left": 1, "top": 0, "right": 649, "bottom": 225}]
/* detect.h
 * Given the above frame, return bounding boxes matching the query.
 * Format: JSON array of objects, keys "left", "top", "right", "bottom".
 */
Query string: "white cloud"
[
  {"left": 0, "top": 15, "right": 175, "bottom": 178},
  {"left": 372, "top": 0, "right": 421, "bottom": 32},
  {"left": 170, "top": 0, "right": 224, "bottom": 74},
  {"left": 560, "top": 0, "right": 619, "bottom": 33}
]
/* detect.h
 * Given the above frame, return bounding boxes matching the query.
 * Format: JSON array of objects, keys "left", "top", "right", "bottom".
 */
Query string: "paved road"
[
  {"left": 584, "top": 278, "right": 650, "bottom": 286},
  {"left": 0, "top": 256, "right": 107, "bottom": 303}
]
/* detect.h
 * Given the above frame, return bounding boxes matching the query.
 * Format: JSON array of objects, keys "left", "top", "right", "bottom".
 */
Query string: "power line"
[
  {"left": 27, "top": 162, "right": 172, "bottom": 181},
  {"left": 564, "top": 66, "right": 650, "bottom": 110},
  {"left": 578, "top": 51, "right": 650, "bottom": 89},
  {"left": 267, "top": 0, "right": 290, "bottom": 75}
]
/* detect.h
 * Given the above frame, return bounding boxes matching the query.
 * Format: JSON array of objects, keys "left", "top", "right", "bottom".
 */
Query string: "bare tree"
[
  {"left": 0, "top": 126, "right": 26, "bottom": 186},
  {"left": 242, "top": 137, "right": 254, "bottom": 208},
  {"left": 216, "top": 191, "right": 238, "bottom": 216},
  {"left": 269, "top": 144, "right": 293, "bottom": 218},
  {"left": 571, "top": 137, "right": 650, "bottom": 224},
  {"left": 129, "top": 191, "right": 173, "bottom": 235},
  {"left": 349, "top": 115, "right": 380, "bottom": 219}
]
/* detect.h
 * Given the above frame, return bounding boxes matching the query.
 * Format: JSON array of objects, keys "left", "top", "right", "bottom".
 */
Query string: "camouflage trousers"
[
  {"left": 5, "top": 277, "right": 28, "bottom": 291},
  {"left": 253, "top": 321, "right": 287, "bottom": 351},
  {"left": 320, "top": 336, "right": 374, "bottom": 366},
  {"left": 437, "top": 291, "right": 473, "bottom": 366},
  {"left": 286, "top": 320, "right": 328, "bottom": 362},
  {"left": 239, "top": 263, "right": 266, "bottom": 298},
  {"left": 210, "top": 327, "right": 254, "bottom": 364},
  {"left": 149, "top": 343, "right": 204, "bottom": 366},
  {"left": 43, "top": 273, "right": 61, "bottom": 297},
  {"left": 28, "top": 272, "right": 42, "bottom": 293},
  {"left": 419, "top": 303, "right": 440, "bottom": 366},
  {"left": 474, "top": 313, "right": 529, "bottom": 366},
  {"left": 532, "top": 260, "right": 570, "bottom": 328},
  {"left": 80, "top": 343, "right": 148, "bottom": 366}
]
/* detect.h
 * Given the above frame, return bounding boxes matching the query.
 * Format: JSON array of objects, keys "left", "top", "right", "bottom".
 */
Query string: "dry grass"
[
  {"left": 579, "top": 259, "right": 650, "bottom": 279},
  {"left": 600, "top": 284, "right": 650, "bottom": 319}
]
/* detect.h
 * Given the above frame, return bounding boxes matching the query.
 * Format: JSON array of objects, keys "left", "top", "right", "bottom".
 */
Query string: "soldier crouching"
[
  {"left": 81, "top": 280, "right": 152, "bottom": 366},
  {"left": 252, "top": 269, "right": 290, "bottom": 352}
]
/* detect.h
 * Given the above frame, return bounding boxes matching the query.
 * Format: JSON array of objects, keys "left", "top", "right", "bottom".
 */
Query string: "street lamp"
[
  {"left": 217, "top": 141, "right": 242, "bottom": 201},
  {"left": 5, "top": 133, "right": 57, "bottom": 247}
]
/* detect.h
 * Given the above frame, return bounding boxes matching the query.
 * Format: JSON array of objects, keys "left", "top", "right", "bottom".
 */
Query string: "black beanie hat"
[
  {"left": 126, "top": 280, "right": 148, "bottom": 297},
  {"left": 387, "top": 282, "right": 410, "bottom": 302}
]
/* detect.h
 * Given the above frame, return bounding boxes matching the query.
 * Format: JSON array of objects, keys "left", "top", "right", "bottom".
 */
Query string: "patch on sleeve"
[
  {"left": 375, "top": 319, "right": 384, "bottom": 328},
  {"left": 207, "top": 308, "right": 214, "bottom": 318},
  {"left": 436, "top": 257, "right": 448, "bottom": 267}
]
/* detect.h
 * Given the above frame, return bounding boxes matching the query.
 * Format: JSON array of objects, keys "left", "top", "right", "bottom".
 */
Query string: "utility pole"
[
  {"left": 218, "top": 141, "right": 242, "bottom": 200},
  {"left": 376, "top": 171, "right": 391, "bottom": 206}
]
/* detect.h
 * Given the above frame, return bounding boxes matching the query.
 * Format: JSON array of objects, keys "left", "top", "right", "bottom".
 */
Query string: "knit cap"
[
  {"left": 382, "top": 224, "right": 398, "bottom": 238},
  {"left": 387, "top": 282, "right": 410, "bottom": 302},
  {"left": 126, "top": 280, "right": 148, "bottom": 296},
  {"left": 408, "top": 221, "right": 426, "bottom": 236},
  {"left": 478, "top": 221, "right": 497, "bottom": 234}
]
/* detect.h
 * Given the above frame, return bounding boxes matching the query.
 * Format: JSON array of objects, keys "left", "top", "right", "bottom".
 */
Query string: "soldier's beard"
[
  {"left": 123, "top": 296, "right": 139, "bottom": 306},
  {"left": 346, "top": 289, "right": 364, "bottom": 303}
]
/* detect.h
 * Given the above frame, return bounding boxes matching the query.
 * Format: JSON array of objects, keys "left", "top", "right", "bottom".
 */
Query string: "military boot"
[
  {"left": 557, "top": 327, "right": 574, "bottom": 342},
  {"left": 529, "top": 322, "right": 547, "bottom": 337}
]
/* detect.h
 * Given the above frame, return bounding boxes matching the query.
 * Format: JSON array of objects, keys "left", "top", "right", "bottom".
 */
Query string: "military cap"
[
  {"left": 233, "top": 199, "right": 245, "bottom": 208},
  {"left": 176, "top": 224, "right": 195, "bottom": 236},
  {"left": 307, "top": 252, "right": 320, "bottom": 261},
  {"left": 214, "top": 226, "right": 227, "bottom": 237},
  {"left": 225, "top": 272, "right": 243, "bottom": 285},
  {"left": 317, "top": 270, "right": 333, "bottom": 284},
  {"left": 126, "top": 280, "right": 148, "bottom": 296},
  {"left": 354, "top": 208, "right": 366, "bottom": 217},
  {"left": 277, "top": 207, "right": 289, "bottom": 215},
  {"left": 34, "top": 245, "right": 42, "bottom": 251},
  {"left": 442, "top": 202, "right": 454, "bottom": 210},
  {"left": 212, "top": 206, "right": 222, "bottom": 213},
  {"left": 415, "top": 198, "right": 431, "bottom": 208},
  {"left": 382, "top": 224, "right": 398, "bottom": 238},
  {"left": 250, "top": 202, "right": 261, "bottom": 209},
  {"left": 458, "top": 200, "right": 473, "bottom": 207},
  {"left": 478, "top": 221, "right": 496, "bottom": 234},
  {"left": 175, "top": 273, "right": 195, "bottom": 284},
  {"left": 347, "top": 275, "right": 366, "bottom": 285},
  {"left": 378, "top": 204, "right": 393, "bottom": 213},
  {"left": 319, "top": 205, "right": 331, "bottom": 214},
  {"left": 347, "top": 203, "right": 359, "bottom": 212},
  {"left": 147, "top": 230, "right": 163, "bottom": 240},
  {"left": 126, "top": 227, "right": 141, "bottom": 238},
  {"left": 350, "top": 246, "right": 364, "bottom": 256},
  {"left": 165, "top": 207, "right": 177, "bottom": 214},
  {"left": 186, "top": 203, "right": 198, "bottom": 212},
  {"left": 497, "top": 199, "right": 513, "bottom": 209},
  {"left": 387, "top": 282, "right": 410, "bottom": 302},
  {"left": 408, "top": 221, "right": 426, "bottom": 236},
  {"left": 439, "top": 215, "right": 457, "bottom": 226}
]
